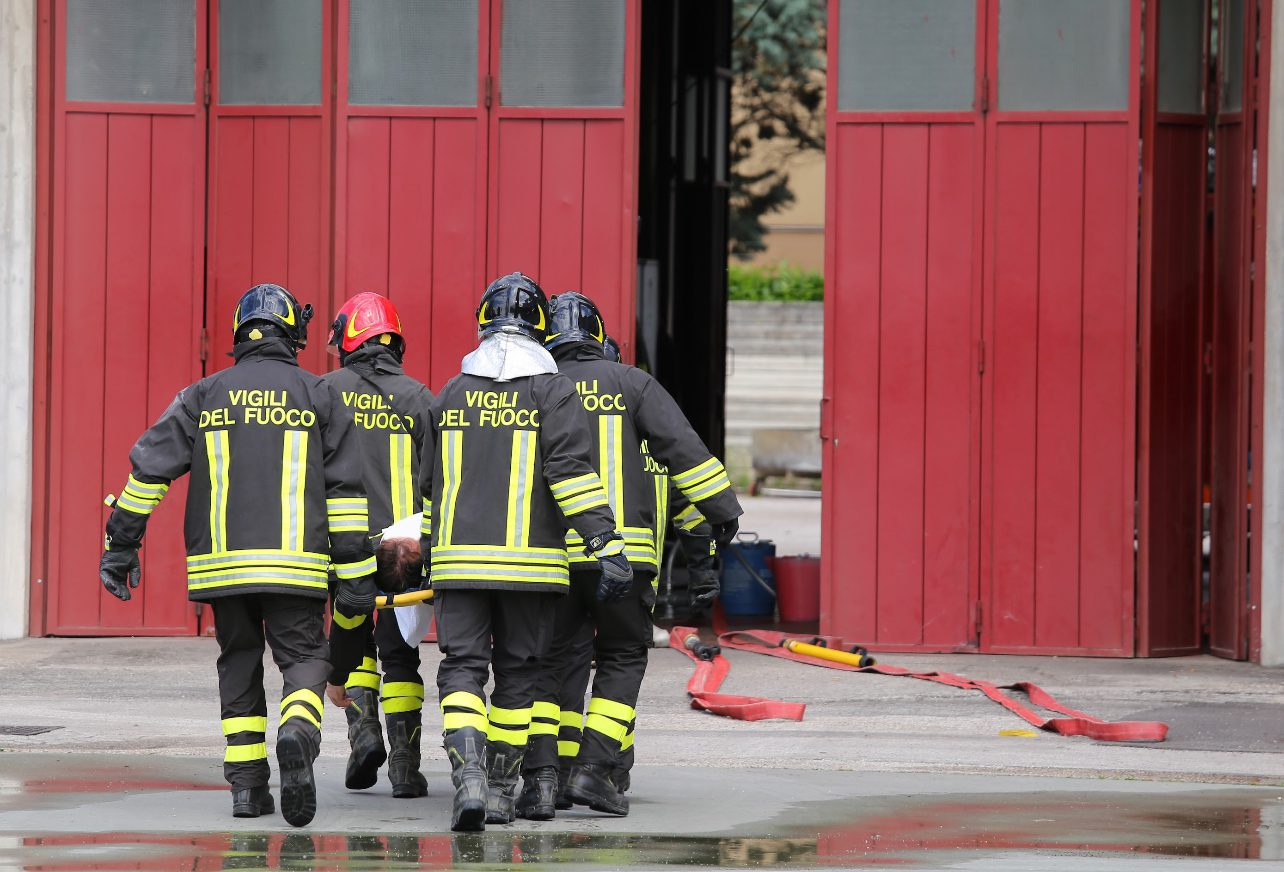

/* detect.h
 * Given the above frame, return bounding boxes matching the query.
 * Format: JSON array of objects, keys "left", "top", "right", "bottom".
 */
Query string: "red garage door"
[{"left": 823, "top": 0, "right": 1140, "bottom": 655}]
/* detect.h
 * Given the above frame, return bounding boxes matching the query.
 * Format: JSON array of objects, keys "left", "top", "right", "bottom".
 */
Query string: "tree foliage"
[{"left": 730, "top": 0, "right": 826, "bottom": 260}]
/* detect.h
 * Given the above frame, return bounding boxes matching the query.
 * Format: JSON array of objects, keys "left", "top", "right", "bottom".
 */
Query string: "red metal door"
[
  {"left": 1208, "top": 0, "right": 1256, "bottom": 659},
  {"left": 980, "top": 0, "right": 1141, "bottom": 656},
  {"left": 38, "top": 0, "right": 206, "bottom": 635},
  {"left": 486, "top": 0, "right": 640, "bottom": 353},
  {"left": 1137, "top": 0, "right": 1210, "bottom": 656},
  {"left": 206, "top": 0, "right": 334, "bottom": 378},
  {"left": 334, "top": 0, "right": 489, "bottom": 389},
  {"left": 821, "top": 1, "right": 985, "bottom": 651}
]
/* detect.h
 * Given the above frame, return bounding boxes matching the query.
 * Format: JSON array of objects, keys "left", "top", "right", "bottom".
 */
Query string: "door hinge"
[
  {"left": 199, "top": 328, "right": 210, "bottom": 363},
  {"left": 977, "top": 339, "right": 986, "bottom": 374},
  {"left": 979, "top": 75, "right": 990, "bottom": 114},
  {"left": 202, "top": 69, "right": 211, "bottom": 107},
  {"left": 484, "top": 74, "right": 493, "bottom": 109}
]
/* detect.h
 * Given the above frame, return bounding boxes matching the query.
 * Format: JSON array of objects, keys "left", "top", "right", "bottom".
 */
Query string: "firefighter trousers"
[
  {"left": 342, "top": 610, "right": 425, "bottom": 714},
  {"left": 212, "top": 594, "right": 328, "bottom": 790},
  {"left": 433, "top": 588, "right": 556, "bottom": 747},
  {"left": 524, "top": 570, "right": 653, "bottom": 772}
]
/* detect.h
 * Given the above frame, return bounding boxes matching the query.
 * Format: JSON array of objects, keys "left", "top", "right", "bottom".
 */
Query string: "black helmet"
[
  {"left": 476, "top": 273, "right": 548, "bottom": 342},
  {"left": 603, "top": 335, "right": 622, "bottom": 363},
  {"left": 233, "top": 283, "right": 313, "bottom": 348},
  {"left": 546, "top": 291, "right": 606, "bottom": 351}
]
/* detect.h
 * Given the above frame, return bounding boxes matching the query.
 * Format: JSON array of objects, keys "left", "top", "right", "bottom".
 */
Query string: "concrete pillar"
[
  {"left": 1260, "top": 0, "right": 1284, "bottom": 666},
  {"left": 0, "top": 0, "right": 35, "bottom": 640}
]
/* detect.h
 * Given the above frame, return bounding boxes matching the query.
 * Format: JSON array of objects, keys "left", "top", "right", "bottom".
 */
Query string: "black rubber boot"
[
  {"left": 444, "top": 727, "right": 488, "bottom": 832},
  {"left": 276, "top": 725, "right": 319, "bottom": 827},
  {"left": 344, "top": 687, "right": 387, "bottom": 791},
  {"left": 565, "top": 763, "right": 629, "bottom": 816},
  {"left": 515, "top": 765, "right": 558, "bottom": 821},
  {"left": 611, "top": 766, "right": 631, "bottom": 794},
  {"left": 484, "top": 740, "right": 524, "bottom": 825},
  {"left": 554, "top": 759, "right": 574, "bottom": 810},
  {"left": 386, "top": 710, "right": 428, "bottom": 798},
  {"left": 231, "top": 784, "right": 275, "bottom": 818}
]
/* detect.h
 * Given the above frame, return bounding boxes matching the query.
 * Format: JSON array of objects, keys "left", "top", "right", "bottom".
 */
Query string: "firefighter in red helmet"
[{"left": 321, "top": 292, "right": 435, "bottom": 800}]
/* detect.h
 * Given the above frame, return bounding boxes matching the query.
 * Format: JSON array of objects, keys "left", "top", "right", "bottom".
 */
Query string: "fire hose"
[{"left": 670, "top": 621, "right": 1169, "bottom": 742}]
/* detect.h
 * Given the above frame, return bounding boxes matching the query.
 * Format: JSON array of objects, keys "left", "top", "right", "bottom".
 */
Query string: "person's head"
[
  {"left": 328, "top": 292, "right": 405, "bottom": 365},
  {"left": 476, "top": 273, "right": 549, "bottom": 343},
  {"left": 232, "top": 283, "right": 313, "bottom": 352},
  {"left": 546, "top": 291, "right": 606, "bottom": 352}
]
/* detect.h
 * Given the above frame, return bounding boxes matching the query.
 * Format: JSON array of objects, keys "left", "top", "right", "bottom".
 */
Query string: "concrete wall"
[
  {"left": 1260, "top": 0, "right": 1284, "bottom": 666},
  {"left": 0, "top": 0, "right": 35, "bottom": 639}
]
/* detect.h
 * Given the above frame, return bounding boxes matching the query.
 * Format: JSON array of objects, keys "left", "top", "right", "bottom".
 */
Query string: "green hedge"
[{"left": 728, "top": 262, "right": 824, "bottom": 302}]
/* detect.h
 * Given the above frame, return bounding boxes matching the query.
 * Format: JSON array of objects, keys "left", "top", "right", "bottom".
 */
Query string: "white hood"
[{"left": 461, "top": 332, "right": 558, "bottom": 382}]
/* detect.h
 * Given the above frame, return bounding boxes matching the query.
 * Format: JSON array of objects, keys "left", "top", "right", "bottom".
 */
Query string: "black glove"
[
  {"left": 597, "top": 553, "right": 634, "bottom": 603},
  {"left": 688, "top": 567, "right": 721, "bottom": 609},
  {"left": 99, "top": 541, "right": 141, "bottom": 601},
  {"left": 712, "top": 518, "right": 740, "bottom": 550},
  {"left": 335, "top": 574, "right": 378, "bottom": 615}
]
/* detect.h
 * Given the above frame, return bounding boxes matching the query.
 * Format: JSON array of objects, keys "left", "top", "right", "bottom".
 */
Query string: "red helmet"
[{"left": 329, "top": 292, "right": 404, "bottom": 355}]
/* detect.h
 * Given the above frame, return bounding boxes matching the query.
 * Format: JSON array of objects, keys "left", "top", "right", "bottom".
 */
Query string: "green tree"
[{"left": 730, "top": 0, "right": 826, "bottom": 260}]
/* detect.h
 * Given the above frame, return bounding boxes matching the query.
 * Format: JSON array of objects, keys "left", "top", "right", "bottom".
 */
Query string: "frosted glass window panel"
[
  {"left": 1158, "top": 0, "right": 1205, "bottom": 114},
  {"left": 67, "top": 0, "right": 194, "bottom": 103},
  {"left": 998, "top": 0, "right": 1131, "bottom": 111},
  {"left": 501, "top": 0, "right": 625, "bottom": 107},
  {"left": 219, "top": 0, "right": 322, "bottom": 105},
  {"left": 1221, "top": 0, "right": 1244, "bottom": 112},
  {"left": 836, "top": 0, "right": 977, "bottom": 112},
  {"left": 349, "top": 0, "right": 478, "bottom": 106}
]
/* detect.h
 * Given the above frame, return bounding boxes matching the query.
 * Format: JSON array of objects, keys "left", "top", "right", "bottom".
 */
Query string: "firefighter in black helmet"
[
  {"left": 98, "top": 283, "right": 378, "bottom": 828},
  {"left": 516, "top": 292, "right": 742, "bottom": 820},
  {"left": 412, "top": 272, "right": 628, "bottom": 832}
]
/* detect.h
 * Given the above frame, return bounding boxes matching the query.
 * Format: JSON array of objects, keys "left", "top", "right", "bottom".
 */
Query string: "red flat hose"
[{"left": 669, "top": 621, "right": 1168, "bottom": 742}]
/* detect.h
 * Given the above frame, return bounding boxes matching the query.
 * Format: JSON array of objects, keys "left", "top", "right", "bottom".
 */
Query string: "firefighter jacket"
[
  {"left": 104, "top": 338, "right": 376, "bottom": 602},
  {"left": 320, "top": 345, "right": 435, "bottom": 535},
  {"left": 417, "top": 370, "right": 621, "bottom": 594},
  {"left": 551, "top": 342, "right": 742, "bottom": 573}
]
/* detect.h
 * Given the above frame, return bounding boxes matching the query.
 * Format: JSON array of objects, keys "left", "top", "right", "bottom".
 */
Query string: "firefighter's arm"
[
  {"left": 536, "top": 375, "right": 619, "bottom": 544},
  {"left": 630, "top": 369, "right": 743, "bottom": 525},
  {"left": 416, "top": 402, "right": 439, "bottom": 576},
  {"left": 104, "top": 387, "right": 198, "bottom": 548},
  {"left": 318, "top": 383, "right": 377, "bottom": 609}
]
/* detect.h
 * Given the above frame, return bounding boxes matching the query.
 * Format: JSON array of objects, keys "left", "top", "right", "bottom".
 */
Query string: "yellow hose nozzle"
[{"left": 783, "top": 639, "right": 876, "bottom": 668}]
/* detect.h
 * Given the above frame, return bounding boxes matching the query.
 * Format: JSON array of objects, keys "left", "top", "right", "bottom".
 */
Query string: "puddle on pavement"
[{"left": 3, "top": 789, "right": 1283, "bottom": 869}]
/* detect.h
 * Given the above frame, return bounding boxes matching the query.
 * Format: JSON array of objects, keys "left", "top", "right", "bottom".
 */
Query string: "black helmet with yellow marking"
[
  {"left": 546, "top": 291, "right": 606, "bottom": 352},
  {"left": 476, "top": 273, "right": 549, "bottom": 342},
  {"left": 233, "top": 283, "right": 314, "bottom": 349}
]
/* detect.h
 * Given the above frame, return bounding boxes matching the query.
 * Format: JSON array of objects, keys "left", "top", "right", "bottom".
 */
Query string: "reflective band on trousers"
[
  {"left": 221, "top": 716, "right": 267, "bottom": 736},
  {"left": 225, "top": 742, "right": 268, "bottom": 763}
]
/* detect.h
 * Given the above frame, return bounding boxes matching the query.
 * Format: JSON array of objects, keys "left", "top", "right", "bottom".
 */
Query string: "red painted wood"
[
  {"left": 387, "top": 119, "right": 436, "bottom": 384},
  {"left": 344, "top": 117, "right": 393, "bottom": 294},
  {"left": 581, "top": 121, "right": 628, "bottom": 330},
  {"left": 538, "top": 120, "right": 587, "bottom": 294},
  {"left": 208, "top": 116, "right": 253, "bottom": 366},
  {"left": 491, "top": 119, "right": 543, "bottom": 276},
  {"left": 286, "top": 115, "right": 329, "bottom": 377}
]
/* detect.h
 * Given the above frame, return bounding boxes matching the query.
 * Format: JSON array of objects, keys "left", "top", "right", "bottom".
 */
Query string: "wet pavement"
[{"left": 0, "top": 754, "right": 1281, "bottom": 870}]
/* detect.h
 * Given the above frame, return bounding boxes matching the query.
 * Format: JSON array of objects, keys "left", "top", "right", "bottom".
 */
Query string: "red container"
[{"left": 774, "top": 556, "right": 821, "bottom": 623}]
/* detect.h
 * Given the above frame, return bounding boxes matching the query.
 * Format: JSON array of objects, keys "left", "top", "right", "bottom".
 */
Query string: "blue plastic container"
[{"left": 720, "top": 535, "right": 777, "bottom": 616}]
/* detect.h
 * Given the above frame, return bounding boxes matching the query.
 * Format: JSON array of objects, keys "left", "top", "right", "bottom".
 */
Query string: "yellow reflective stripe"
[
  {"left": 429, "top": 568, "right": 569, "bottom": 586},
  {"left": 222, "top": 716, "right": 268, "bottom": 736},
  {"left": 591, "top": 538, "right": 626, "bottom": 558},
  {"left": 205, "top": 430, "right": 230, "bottom": 553},
  {"left": 332, "top": 608, "right": 366, "bottom": 630},
  {"left": 390, "top": 433, "right": 415, "bottom": 523},
  {"left": 345, "top": 670, "right": 380, "bottom": 690},
  {"left": 358, "top": 656, "right": 377, "bottom": 672},
  {"left": 225, "top": 742, "right": 268, "bottom": 763},
  {"left": 441, "top": 691, "right": 486, "bottom": 714},
  {"left": 655, "top": 473, "right": 670, "bottom": 557},
  {"left": 187, "top": 550, "right": 330, "bottom": 570},
  {"left": 673, "top": 457, "right": 721, "bottom": 487},
  {"left": 279, "top": 430, "right": 308, "bottom": 552},
  {"left": 621, "top": 730, "right": 635, "bottom": 751},
  {"left": 327, "top": 498, "right": 369, "bottom": 513},
  {"left": 587, "top": 697, "right": 636, "bottom": 722},
  {"left": 488, "top": 705, "right": 531, "bottom": 726},
  {"left": 437, "top": 430, "right": 463, "bottom": 546},
  {"left": 443, "top": 711, "right": 488, "bottom": 731},
  {"left": 382, "top": 682, "right": 425, "bottom": 700},
  {"left": 125, "top": 474, "right": 168, "bottom": 496},
  {"left": 557, "top": 740, "right": 580, "bottom": 757},
  {"left": 334, "top": 556, "right": 377, "bottom": 579},
  {"left": 683, "top": 471, "right": 732, "bottom": 503},
  {"left": 281, "top": 703, "right": 321, "bottom": 730},
  {"left": 505, "top": 430, "right": 537, "bottom": 548},
  {"left": 674, "top": 502, "right": 704, "bottom": 531},
  {"left": 599, "top": 415, "right": 625, "bottom": 526},
  {"left": 328, "top": 519, "right": 367, "bottom": 533},
  {"left": 188, "top": 573, "right": 329, "bottom": 593},
  {"left": 584, "top": 712, "right": 629, "bottom": 743},
  {"left": 559, "top": 710, "right": 583, "bottom": 728},
  {"left": 529, "top": 720, "right": 559, "bottom": 736},
  {"left": 531, "top": 701, "right": 560, "bottom": 721},
  {"left": 420, "top": 510, "right": 433, "bottom": 537},
  {"left": 486, "top": 724, "right": 529, "bottom": 745},
  {"left": 549, "top": 472, "right": 602, "bottom": 498},
  {"left": 281, "top": 689, "right": 324, "bottom": 715},
  {"left": 558, "top": 489, "right": 610, "bottom": 515},
  {"left": 383, "top": 696, "right": 422, "bottom": 714},
  {"left": 114, "top": 493, "right": 159, "bottom": 515},
  {"left": 433, "top": 545, "right": 568, "bottom": 564}
]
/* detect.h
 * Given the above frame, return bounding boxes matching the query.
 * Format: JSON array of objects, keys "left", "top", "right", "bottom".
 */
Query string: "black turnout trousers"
[
  {"left": 213, "top": 594, "right": 329, "bottom": 790},
  {"left": 334, "top": 607, "right": 425, "bottom": 693}
]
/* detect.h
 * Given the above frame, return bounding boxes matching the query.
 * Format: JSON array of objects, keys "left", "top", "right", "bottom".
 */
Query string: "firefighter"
[
  {"left": 419, "top": 273, "right": 630, "bottom": 832},
  {"left": 318, "top": 292, "right": 434, "bottom": 799},
  {"left": 97, "top": 283, "right": 378, "bottom": 827},
  {"left": 516, "top": 292, "right": 742, "bottom": 820}
]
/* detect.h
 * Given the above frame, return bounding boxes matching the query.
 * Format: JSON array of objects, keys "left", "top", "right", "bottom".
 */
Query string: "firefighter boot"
[
  {"left": 231, "top": 785, "right": 275, "bottom": 818},
  {"left": 515, "top": 766, "right": 558, "bottom": 821},
  {"left": 276, "top": 723, "right": 320, "bottom": 827},
  {"left": 555, "top": 759, "right": 574, "bottom": 810},
  {"left": 443, "top": 728, "right": 488, "bottom": 832},
  {"left": 386, "top": 710, "right": 428, "bottom": 798},
  {"left": 565, "top": 763, "right": 629, "bottom": 816},
  {"left": 611, "top": 767, "right": 631, "bottom": 794},
  {"left": 484, "top": 741, "right": 524, "bottom": 824},
  {"left": 344, "top": 687, "right": 387, "bottom": 791}
]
